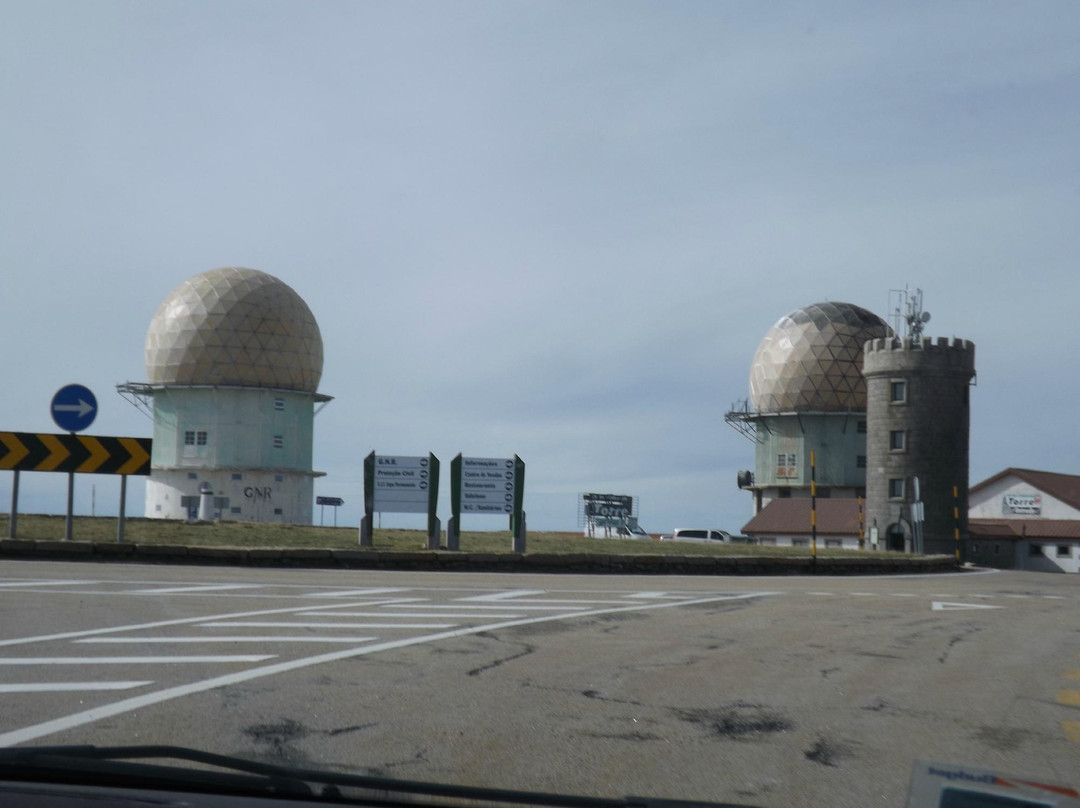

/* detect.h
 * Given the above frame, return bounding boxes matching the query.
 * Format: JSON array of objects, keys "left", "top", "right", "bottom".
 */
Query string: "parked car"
[{"left": 661, "top": 529, "right": 732, "bottom": 543}]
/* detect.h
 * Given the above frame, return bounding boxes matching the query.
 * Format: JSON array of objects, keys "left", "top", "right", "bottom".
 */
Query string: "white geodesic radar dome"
[
  {"left": 145, "top": 267, "right": 323, "bottom": 393},
  {"left": 749, "top": 301, "right": 890, "bottom": 412}
]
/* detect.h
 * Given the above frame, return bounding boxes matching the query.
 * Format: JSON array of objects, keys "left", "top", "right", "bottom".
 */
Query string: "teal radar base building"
[{"left": 119, "top": 267, "right": 330, "bottom": 524}]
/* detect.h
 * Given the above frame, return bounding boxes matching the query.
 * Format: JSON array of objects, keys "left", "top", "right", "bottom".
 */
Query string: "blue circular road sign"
[{"left": 51, "top": 384, "right": 98, "bottom": 432}]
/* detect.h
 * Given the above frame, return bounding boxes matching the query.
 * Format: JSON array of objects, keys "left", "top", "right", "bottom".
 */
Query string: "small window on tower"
[
  {"left": 856, "top": 455, "right": 867, "bottom": 468},
  {"left": 274, "top": 398, "right": 285, "bottom": 411},
  {"left": 856, "top": 421, "right": 867, "bottom": 433},
  {"left": 889, "top": 478, "right": 905, "bottom": 499},
  {"left": 273, "top": 435, "right": 284, "bottom": 449},
  {"left": 184, "top": 431, "right": 195, "bottom": 446},
  {"left": 196, "top": 431, "right": 208, "bottom": 446},
  {"left": 890, "top": 380, "right": 907, "bottom": 403},
  {"left": 889, "top": 430, "right": 906, "bottom": 451}
]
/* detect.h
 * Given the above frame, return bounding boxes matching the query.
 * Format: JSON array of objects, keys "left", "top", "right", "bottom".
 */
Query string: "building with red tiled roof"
[
  {"left": 967, "top": 468, "right": 1080, "bottom": 573},
  {"left": 741, "top": 498, "right": 866, "bottom": 550}
]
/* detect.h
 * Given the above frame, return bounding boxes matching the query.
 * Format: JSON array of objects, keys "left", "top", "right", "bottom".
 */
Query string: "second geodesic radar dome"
[{"left": 749, "top": 301, "right": 890, "bottom": 413}]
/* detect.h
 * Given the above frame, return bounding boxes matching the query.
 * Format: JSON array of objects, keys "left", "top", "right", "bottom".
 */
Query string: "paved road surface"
[{"left": 0, "top": 559, "right": 1076, "bottom": 807}]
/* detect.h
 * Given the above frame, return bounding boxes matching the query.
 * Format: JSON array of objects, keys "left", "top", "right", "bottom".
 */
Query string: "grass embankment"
[{"left": 0, "top": 514, "right": 887, "bottom": 558}]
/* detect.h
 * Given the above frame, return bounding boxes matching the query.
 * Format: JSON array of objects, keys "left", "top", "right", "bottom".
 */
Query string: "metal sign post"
[
  {"left": 51, "top": 384, "right": 97, "bottom": 541},
  {"left": 450, "top": 454, "right": 525, "bottom": 552},
  {"left": 316, "top": 496, "right": 345, "bottom": 527},
  {"left": 361, "top": 453, "right": 440, "bottom": 549}
]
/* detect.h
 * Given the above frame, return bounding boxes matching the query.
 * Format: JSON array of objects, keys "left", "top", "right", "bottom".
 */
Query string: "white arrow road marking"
[{"left": 932, "top": 601, "right": 1005, "bottom": 611}]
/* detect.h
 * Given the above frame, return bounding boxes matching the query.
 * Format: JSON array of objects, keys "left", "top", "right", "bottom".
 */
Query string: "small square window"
[
  {"left": 273, "top": 397, "right": 285, "bottom": 411},
  {"left": 274, "top": 508, "right": 283, "bottom": 515},
  {"left": 232, "top": 473, "right": 242, "bottom": 481},
  {"left": 777, "top": 488, "right": 792, "bottom": 499},
  {"left": 777, "top": 453, "right": 786, "bottom": 467},
  {"left": 155, "top": 504, "right": 162, "bottom": 512},
  {"left": 230, "top": 506, "right": 242, "bottom": 514},
  {"left": 273, "top": 435, "right": 284, "bottom": 449},
  {"left": 856, "top": 421, "right": 867, "bottom": 434},
  {"left": 856, "top": 455, "right": 867, "bottom": 468},
  {"left": 793, "top": 538, "right": 809, "bottom": 547},
  {"left": 825, "top": 539, "right": 841, "bottom": 549},
  {"left": 187, "top": 472, "right": 198, "bottom": 480},
  {"left": 889, "top": 478, "right": 905, "bottom": 499},
  {"left": 183, "top": 431, "right": 195, "bottom": 446},
  {"left": 890, "top": 380, "right": 907, "bottom": 403},
  {"left": 196, "top": 431, "right": 208, "bottom": 446},
  {"left": 275, "top": 474, "right": 284, "bottom": 482},
  {"left": 889, "top": 430, "right": 906, "bottom": 451},
  {"left": 1057, "top": 545, "right": 1072, "bottom": 558}
]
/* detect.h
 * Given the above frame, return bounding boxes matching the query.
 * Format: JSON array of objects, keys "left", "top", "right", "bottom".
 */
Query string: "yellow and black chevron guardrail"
[{"left": 0, "top": 431, "right": 151, "bottom": 476}]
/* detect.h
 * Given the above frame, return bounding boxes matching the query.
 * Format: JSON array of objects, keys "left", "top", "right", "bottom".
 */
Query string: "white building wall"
[
  {"left": 969, "top": 475, "right": 1080, "bottom": 520},
  {"left": 1013, "top": 540, "right": 1080, "bottom": 574},
  {"left": 146, "top": 469, "right": 315, "bottom": 524},
  {"left": 754, "top": 534, "right": 860, "bottom": 549}
]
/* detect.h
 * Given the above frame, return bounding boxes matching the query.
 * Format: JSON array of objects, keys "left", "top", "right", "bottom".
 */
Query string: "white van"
[{"left": 662, "top": 529, "right": 731, "bottom": 543}]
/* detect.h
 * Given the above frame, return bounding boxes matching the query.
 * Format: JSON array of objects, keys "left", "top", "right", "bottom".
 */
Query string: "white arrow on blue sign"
[{"left": 51, "top": 384, "right": 98, "bottom": 432}]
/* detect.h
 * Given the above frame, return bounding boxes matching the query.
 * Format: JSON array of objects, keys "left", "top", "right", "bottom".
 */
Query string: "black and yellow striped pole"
[
  {"left": 953, "top": 485, "right": 961, "bottom": 562},
  {"left": 810, "top": 450, "right": 817, "bottom": 558},
  {"left": 858, "top": 495, "right": 864, "bottom": 550}
]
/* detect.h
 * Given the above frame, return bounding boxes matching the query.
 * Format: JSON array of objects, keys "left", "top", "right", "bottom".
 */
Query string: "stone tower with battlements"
[{"left": 863, "top": 336, "right": 976, "bottom": 555}]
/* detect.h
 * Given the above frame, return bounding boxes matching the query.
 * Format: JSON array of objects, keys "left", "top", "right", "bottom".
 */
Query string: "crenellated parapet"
[{"left": 863, "top": 336, "right": 975, "bottom": 378}]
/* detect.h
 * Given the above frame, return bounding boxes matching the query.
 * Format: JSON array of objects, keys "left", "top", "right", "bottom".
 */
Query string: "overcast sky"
[{"left": 2, "top": 1, "right": 1079, "bottom": 533}]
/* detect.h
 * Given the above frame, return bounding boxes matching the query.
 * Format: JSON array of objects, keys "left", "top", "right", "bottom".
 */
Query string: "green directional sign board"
[
  {"left": 360, "top": 452, "right": 440, "bottom": 549},
  {"left": 449, "top": 454, "right": 525, "bottom": 552}
]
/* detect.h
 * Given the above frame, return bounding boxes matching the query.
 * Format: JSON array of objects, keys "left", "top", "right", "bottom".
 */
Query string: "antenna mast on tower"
[{"left": 888, "top": 286, "right": 931, "bottom": 338}]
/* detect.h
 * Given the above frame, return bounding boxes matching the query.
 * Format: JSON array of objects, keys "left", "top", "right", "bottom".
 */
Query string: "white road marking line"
[
  {"left": 0, "top": 656, "right": 276, "bottom": 665},
  {"left": 76, "top": 636, "right": 379, "bottom": 644},
  {"left": 0, "top": 580, "right": 101, "bottom": 588},
  {"left": 0, "top": 599, "right": 413, "bottom": 648},
  {"left": 0, "top": 682, "right": 152, "bottom": 693},
  {"left": 626, "top": 592, "right": 670, "bottom": 599},
  {"left": 851, "top": 592, "right": 876, "bottom": 597},
  {"left": 477, "top": 598, "right": 641, "bottom": 605},
  {"left": 889, "top": 593, "right": 917, "bottom": 597},
  {"left": 303, "top": 588, "right": 410, "bottom": 598},
  {"left": 310, "top": 612, "right": 525, "bottom": 619},
  {"left": 459, "top": 590, "right": 547, "bottom": 602},
  {"left": 807, "top": 592, "right": 835, "bottom": 596},
  {"left": 393, "top": 603, "right": 585, "bottom": 612},
  {"left": 968, "top": 594, "right": 993, "bottom": 599},
  {"left": 198, "top": 621, "right": 456, "bottom": 629},
  {"left": 0, "top": 591, "right": 775, "bottom": 747},
  {"left": 1002, "top": 594, "right": 1029, "bottom": 599},
  {"left": 1043, "top": 595, "right": 1066, "bottom": 600},
  {"left": 931, "top": 601, "right": 1005, "bottom": 611},
  {"left": 128, "top": 584, "right": 266, "bottom": 595}
]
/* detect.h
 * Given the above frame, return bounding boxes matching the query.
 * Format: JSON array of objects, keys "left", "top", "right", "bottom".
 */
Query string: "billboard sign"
[{"left": 584, "top": 493, "right": 633, "bottom": 521}]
